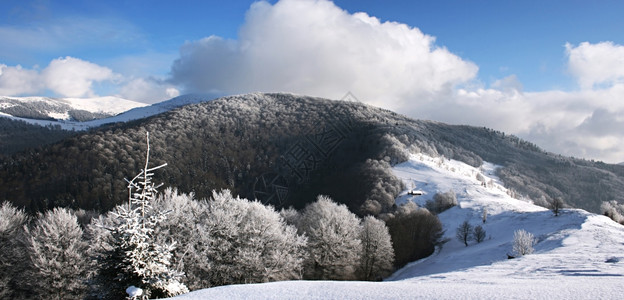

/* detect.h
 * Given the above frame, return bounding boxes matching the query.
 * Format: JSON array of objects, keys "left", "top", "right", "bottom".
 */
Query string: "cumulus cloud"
[
  {"left": 566, "top": 41, "right": 624, "bottom": 89},
  {"left": 118, "top": 77, "right": 180, "bottom": 104},
  {"left": 166, "top": 0, "right": 624, "bottom": 163},
  {"left": 42, "top": 57, "right": 117, "bottom": 98},
  {"left": 0, "top": 55, "right": 180, "bottom": 102},
  {"left": 169, "top": 0, "right": 478, "bottom": 109},
  {"left": 0, "top": 64, "right": 42, "bottom": 95},
  {"left": 0, "top": 56, "right": 117, "bottom": 98}
]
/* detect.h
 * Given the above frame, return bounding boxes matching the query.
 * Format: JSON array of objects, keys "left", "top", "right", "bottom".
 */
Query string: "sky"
[{"left": 1, "top": 0, "right": 624, "bottom": 163}]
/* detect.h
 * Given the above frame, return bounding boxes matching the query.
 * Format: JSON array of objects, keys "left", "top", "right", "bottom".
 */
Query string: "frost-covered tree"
[
  {"left": 359, "top": 216, "right": 394, "bottom": 280},
  {"left": 601, "top": 200, "right": 624, "bottom": 224},
  {"left": 0, "top": 202, "right": 29, "bottom": 298},
  {"left": 426, "top": 190, "right": 458, "bottom": 214},
  {"left": 90, "top": 133, "right": 187, "bottom": 299},
  {"left": 456, "top": 220, "right": 473, "bottom": 247},
  {"left": 279, "top": 206, "right": 300, "bottom": 227},
  {"left": 152, "top": 188, "right": 212, "bottom": 291},
  {"left": 25, "top": 208, "right": 91, "bottom": 299},
  {"left": 203, "top": 190, "right": 306, "bottom": 287},
  {"left": 512, "top": 229, "right": 537, "bottom": 256},
  {"left": 298, "top": 195, "right": 362, "bottom": 280}
]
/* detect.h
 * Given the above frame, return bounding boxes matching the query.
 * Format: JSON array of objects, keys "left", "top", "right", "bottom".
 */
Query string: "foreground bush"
[{"left": 512, "top": 229, "right": 537, "bottom": 256}]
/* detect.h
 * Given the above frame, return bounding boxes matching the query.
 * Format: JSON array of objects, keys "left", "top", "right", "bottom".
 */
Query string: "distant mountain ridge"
[
  {"left": 0, "top": 96, "right": 147, "bottom": 122},
  {"left": 0, "top": 93, "right": 622, "bottom": 215},
  {"left": 0, "top": 94, "right": 219, "bottom": 155},
  {"left": 0, "top": 94, "right": 215, "bottom": 131}
]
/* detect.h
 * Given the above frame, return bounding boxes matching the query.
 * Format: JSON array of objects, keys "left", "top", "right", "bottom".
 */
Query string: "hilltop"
[{"left": 0, "top": 93, "right": 622, "bottom": 215}]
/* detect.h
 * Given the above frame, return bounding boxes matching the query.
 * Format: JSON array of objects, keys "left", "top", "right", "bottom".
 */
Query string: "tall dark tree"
[{"left": 456, "top": 220, "right": 473, "bottom": 247}]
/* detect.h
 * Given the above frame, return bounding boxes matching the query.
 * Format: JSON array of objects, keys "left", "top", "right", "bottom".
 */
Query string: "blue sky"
[
  {"left": 2, "top": 0, "right": 624, "bottom": 163},
  {"left": 3, "top": 0, "right": 623, "bottom": 91}
]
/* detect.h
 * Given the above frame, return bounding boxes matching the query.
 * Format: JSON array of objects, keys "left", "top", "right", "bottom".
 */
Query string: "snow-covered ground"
[{"left": 171, "top": 154, "right": 624, "bottom": 299}]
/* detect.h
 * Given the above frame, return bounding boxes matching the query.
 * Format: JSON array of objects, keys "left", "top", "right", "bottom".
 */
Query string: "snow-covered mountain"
[
  {"left": 0, "top": 94, "right": 214, "bottom": 130},
  {"left": 0, "top": 96, "right": 148, "bottom": 121},
  {"left": 173, "top": 154, "right": 624, "bottom": 299}
]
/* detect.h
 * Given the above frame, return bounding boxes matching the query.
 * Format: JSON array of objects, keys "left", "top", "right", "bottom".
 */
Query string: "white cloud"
[
  {"left": 0, "top": 56, "right": 179, "bottom": 102},
  {"left": 170, "top": 0, "right": 478, "bottom": 109},
  {"left": 417, "top": 80, "right": 624, "bottom": 164},
  {"left": 118, "top": 77, "right": 180, "bottom": 104},
  {"left": 0, "top": 64, "right": 42, "bottom": 95},
  {"left": 42, "top": 57, "right": 116, "bottom": 98},
  {"left": 0, "top": 57, "right": 116, "bottom": 98},
  {"left": 566, "top": 41, "right": 624, "bottom": 89},
  {"left": 166, "top": 0, "right": 624, "bottom": 163}
]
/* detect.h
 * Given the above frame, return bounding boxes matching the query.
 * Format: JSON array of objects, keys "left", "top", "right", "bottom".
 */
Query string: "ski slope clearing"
[{"left": 172, "top": 154, "right": 624, "bottom": 299}]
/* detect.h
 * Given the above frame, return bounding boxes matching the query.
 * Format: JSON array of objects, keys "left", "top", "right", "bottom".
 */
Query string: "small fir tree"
[{"left": 92, "top": 132, "right": 188, "bottom": 299}]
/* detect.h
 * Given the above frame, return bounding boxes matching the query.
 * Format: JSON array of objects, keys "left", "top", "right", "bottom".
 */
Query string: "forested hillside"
[
  {"left": 0, "top": 118, "right": 76, "bottom": 155},
  {"left": 0, "top": 93, "right": 622, "bottom": 214}
]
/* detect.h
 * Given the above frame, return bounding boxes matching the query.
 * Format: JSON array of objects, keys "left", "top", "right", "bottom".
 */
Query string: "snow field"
[{"left": 172, "top": 154, "right": 624, "bottom": 299}]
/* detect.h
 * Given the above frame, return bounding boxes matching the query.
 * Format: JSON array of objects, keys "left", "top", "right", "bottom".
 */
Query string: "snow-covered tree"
[
  {"left": 359, "top": 216, "right": 394, "bottom": 280},
  {"left": 152, "top": 188, "right": 212, "bottom": 290},
  {"left": 298, "top": 195, "right": 362, "bottom": 280},
  {"left": 0, "top": 202, "right": 29, "bottom": 298},
  {"left": 202, "top": 190, "right": 306, "bottom": 287},
  {"left": 512, "top": 229, "right": 537, "bottom": 256},
  {"left": 601, "top": 200, "right": 624, "bottom": 224},
  {"left": 426, "top": 190, "right": 458, "bottom": 214},
  {"left": 90, "top": 132, "right": 187, "bottom": 299},
  {"left": 456, "top": 220, "right": 473, "bottom": 247},
  {"left": 279, "top": 206, "right": 300, "bottom": 227},
  {"left": 25, "top": 207, "right": 91, "bottom": 299}
]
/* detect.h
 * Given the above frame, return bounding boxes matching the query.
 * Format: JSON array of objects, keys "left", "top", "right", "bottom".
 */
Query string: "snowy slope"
[
  {"left": 0, "top": 94, "right": 213, "bottom": 130},
  {"left": 171, "top": 154, "right": 624, "bottom": 299}
]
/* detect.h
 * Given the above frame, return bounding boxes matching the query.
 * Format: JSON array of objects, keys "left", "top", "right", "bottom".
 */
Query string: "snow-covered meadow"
[{"left": 172, "top": 154, "right": 624, "bottom": 299}]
